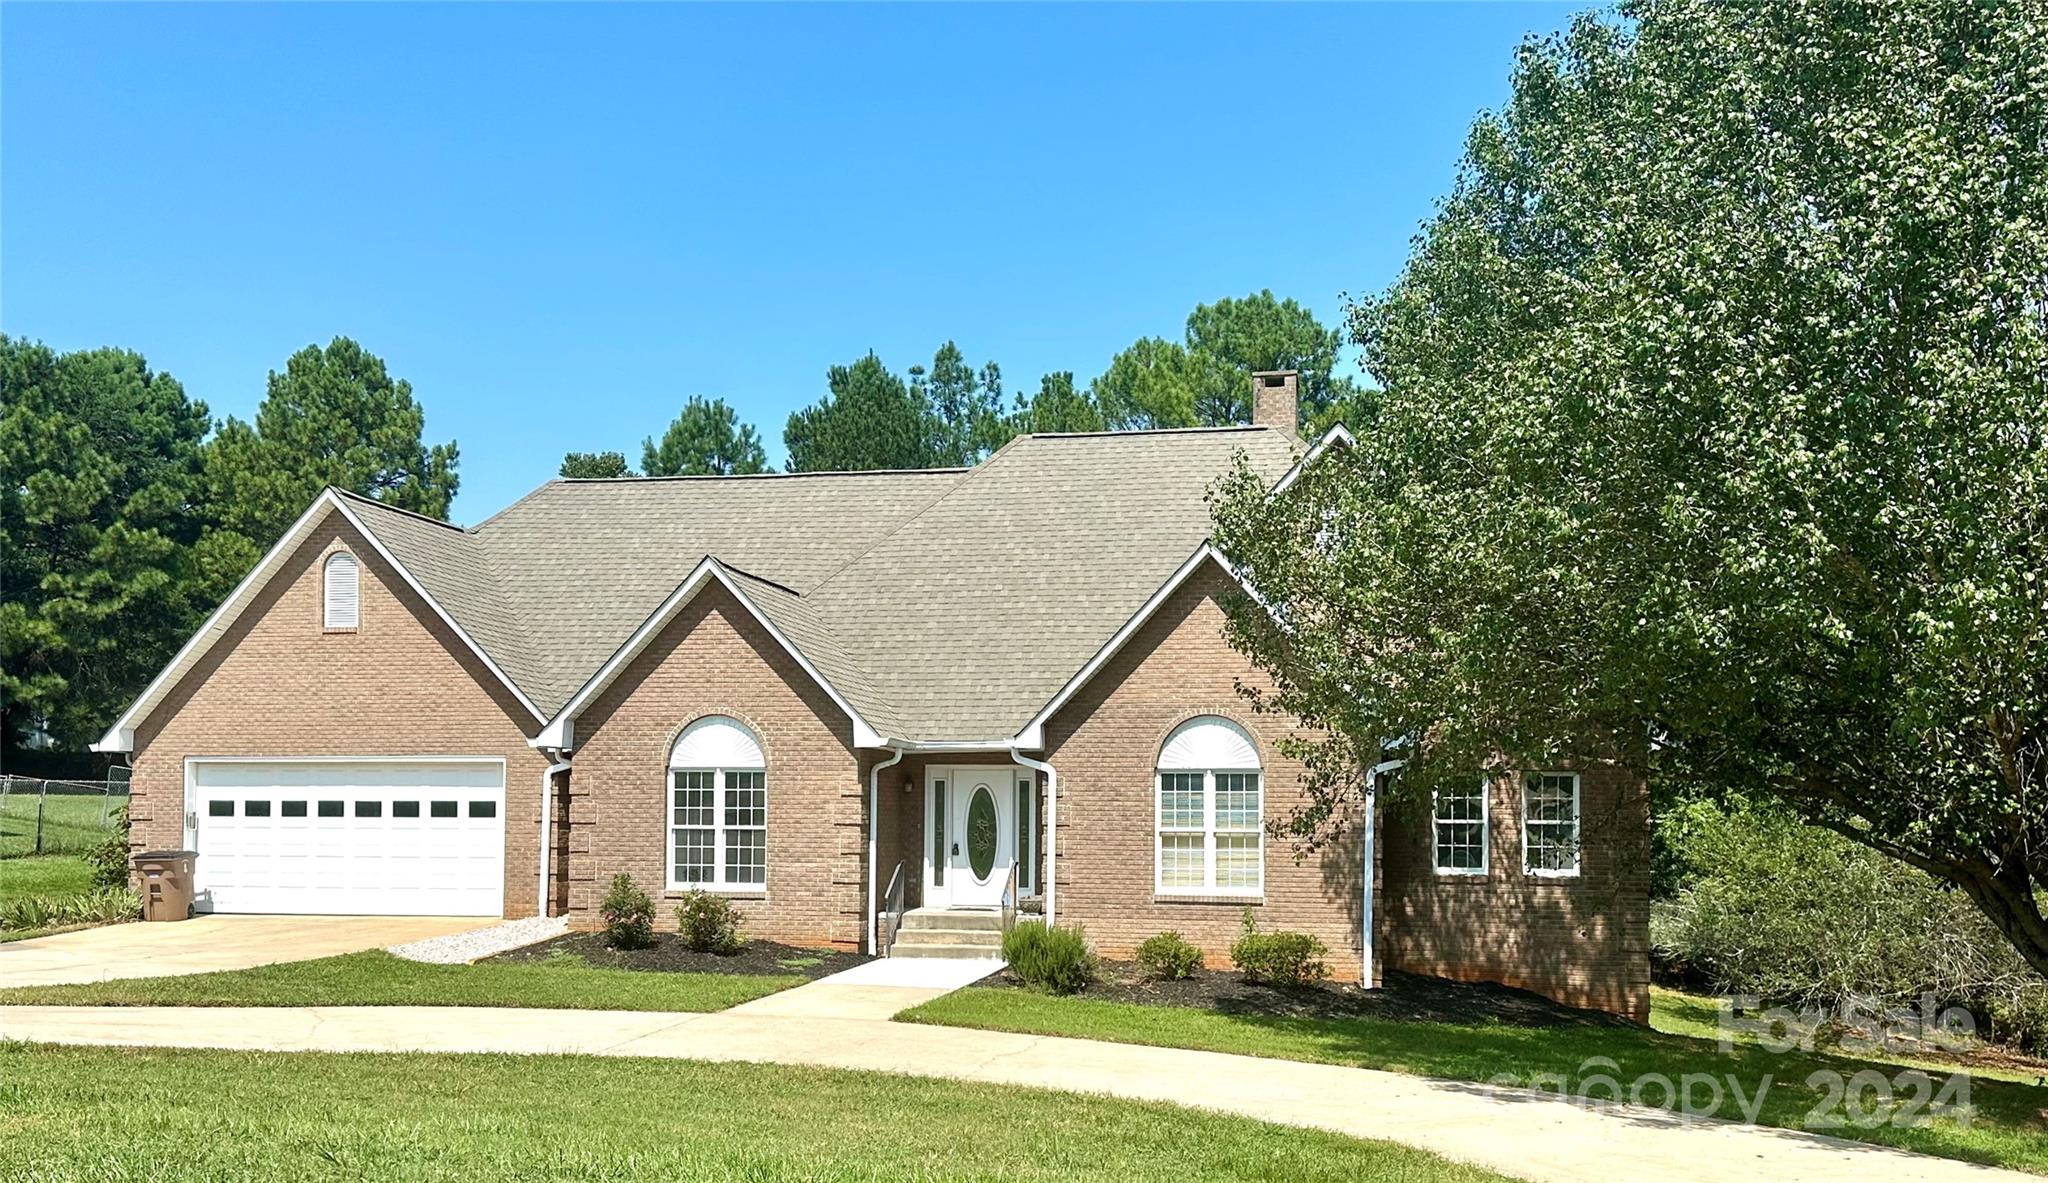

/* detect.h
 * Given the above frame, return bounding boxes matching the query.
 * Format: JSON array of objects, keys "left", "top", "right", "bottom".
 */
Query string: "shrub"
[
  {"left": 1002, "top": 920, "right": 1097, "bottom": 994},
  {"left": 86, "top": 806, "right": 132, "bottom": 889},
  {"left": 0, "top": 887, "right": 140, "bottom": 934},
  {"left": 1230, "top": 910, "right": 1328, "bottom": 986},
  {"left": 674, "top": 890, "right": 745, "bottom": 954},
  {"left": 1654, "top": 797, "right": 2048, "bottom": 1053},
  {"left": 1135, "top": 931, "right": 1203, "bottom": 981},
  {"left": 599, "top": 873, "right": 654, "bottom": 949}
]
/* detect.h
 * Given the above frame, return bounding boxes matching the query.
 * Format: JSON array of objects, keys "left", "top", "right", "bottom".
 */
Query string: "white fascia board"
[
  {"left": 1010, "top": 542, "right": 1254, "bottom": 750},
  {"left": 530, "top": 558, "right": 886, "bottom": 752},
  {"left": 326, "top": 497, "right": 546, "bottom": 724},
  {"left": 1269, "top": 423, "right": 1354, "bottom": 495},
  {"left": 93, "top": 490, "right": 345, "bottom": 752}
]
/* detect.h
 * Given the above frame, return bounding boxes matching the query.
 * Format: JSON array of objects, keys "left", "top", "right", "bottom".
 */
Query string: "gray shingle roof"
[{"left": 345, "top": 428, "right": 1298, "bottom": 741}]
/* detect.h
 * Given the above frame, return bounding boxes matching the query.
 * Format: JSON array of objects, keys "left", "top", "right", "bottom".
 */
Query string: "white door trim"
[{"left": 924, "top": 764, "right": 1025, "bottom": 909}]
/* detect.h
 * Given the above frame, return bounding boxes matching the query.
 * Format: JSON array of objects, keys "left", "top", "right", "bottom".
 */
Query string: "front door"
[{"left": 937, "top": 767, "right": 1014, "bottom": 908}]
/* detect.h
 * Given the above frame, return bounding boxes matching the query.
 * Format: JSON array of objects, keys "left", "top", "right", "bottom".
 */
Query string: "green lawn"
[
  {"left": 0, "top": 1043, "right": 1513, "bottom": 1182},
  {"left": 901, "top": 987, "right": 2048, "bottom": 1173},
  {"left": 0, "top": 854, "right": 93, "bottom": 901},
  {"left": 0, "top": 949, "right": 804, "bottom": 1012},
  {"left": 0, "top": 854, "right": 107, "bottom": 944},
  {"left": 0, "top": 790, "right": 126, "bottom": 857}
]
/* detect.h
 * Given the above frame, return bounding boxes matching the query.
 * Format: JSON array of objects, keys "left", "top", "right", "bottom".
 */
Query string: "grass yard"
[
  {"left": 0, "top": 1043, "right": 1514, "bottom": 1182},
  {"left": 0, "top": 854, "right": 92, "bottom": 901},
  {"left": 0, "top": 949, "right": 804, "bottom": 1012},
  {"left": 901, "top": 986, "right": 2048, "bottom": 1173},
  {"left": 0, "top": 789, "right": 126, "bottom": 857},
  {"left": 0, "top": 854, "right": 108, "bottom": 944}
]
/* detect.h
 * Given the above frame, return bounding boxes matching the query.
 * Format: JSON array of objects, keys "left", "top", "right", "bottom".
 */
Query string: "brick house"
[{"left": 96, "top": 372, "right": 1650, "bottom": 1020}]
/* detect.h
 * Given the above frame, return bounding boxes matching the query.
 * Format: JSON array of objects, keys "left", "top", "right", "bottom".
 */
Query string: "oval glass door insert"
[{"left": 966, "top": 784, "right": 998, "bottom": 880}]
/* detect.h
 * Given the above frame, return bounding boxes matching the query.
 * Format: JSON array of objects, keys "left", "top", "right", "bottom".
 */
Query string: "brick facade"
[
  {"left": 1041, "top": 564, "right": 1370, "bottom": 977},
  {"left": 565, "top": 583, "right": 865, "bottom": 950},
  {"left": 1378, "top": 767, "right": 1653, "bottom": 1021},
  {"left": 126, "top": 516, "right": 549, "bottom": 917},
  {"left": 125, "top": 520, "right": 1649, "bottom": 1019}
]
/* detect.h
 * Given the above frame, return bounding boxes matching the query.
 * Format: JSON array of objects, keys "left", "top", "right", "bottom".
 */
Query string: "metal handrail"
[
  {"left": 879, "top": 861, "right": 906, "bottom": 957},
  {"left": 999, "top": 859, "right": 1019, "bottom": 933}
]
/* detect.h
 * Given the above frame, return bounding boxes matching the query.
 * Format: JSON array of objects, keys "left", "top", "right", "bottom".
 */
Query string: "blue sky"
[{"left": 4, "top": 2, "right": 1574, "bottom": 520}]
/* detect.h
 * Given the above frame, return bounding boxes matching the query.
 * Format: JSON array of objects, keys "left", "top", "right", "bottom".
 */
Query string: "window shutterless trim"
[
  {"left": 1431, "top": 778, "right": 1490, "bottom": 877},
  {"left": 666, "top": 765, "right": 767, "bottom": 893},
  {"left": 1153, "top": 766, "right": 1264, "bottom": 897},
  {"left": 1521, "top": 770, "right": 1582, "bottom": 878}
]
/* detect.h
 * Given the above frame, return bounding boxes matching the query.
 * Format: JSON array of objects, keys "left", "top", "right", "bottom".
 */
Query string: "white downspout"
[
  {"left": 1363, "top": 758, "right": 1402, "bottom": 989},
  {"left": 1010, "top": 749, "right": 1056, "bottom": 928},
  {"left": 538, "top": 753, "right": 570, "bottom": 918},
  {"left": 866, "top": 746, "right": 907, "bottom": 954}
]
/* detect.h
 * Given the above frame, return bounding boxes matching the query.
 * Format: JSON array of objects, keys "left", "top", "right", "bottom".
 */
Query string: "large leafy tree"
[
  {"left": 559, "top": 451, "right": 632, "bottom": 479},
  {"left": 783, "top": 352, "right": 939, "bottom": 472},
  {"left": 1213, "top": 0, "right": 2048, "bottom": 973},
  {"left": 0, "top": 337, "right": 211, "bottom": 749},
  {"left": 640, "top": 397, "right": 767, "bottom": 476}
]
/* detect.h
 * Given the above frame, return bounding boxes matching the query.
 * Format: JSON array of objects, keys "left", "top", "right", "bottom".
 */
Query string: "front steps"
[{"left": 887, "top": 907, "right": 1005, "bottom": 959}]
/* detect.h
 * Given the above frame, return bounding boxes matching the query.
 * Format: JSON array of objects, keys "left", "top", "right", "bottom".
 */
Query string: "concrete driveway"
[{"left": 0, "top": 915, "right": 488, "bottom": 988}]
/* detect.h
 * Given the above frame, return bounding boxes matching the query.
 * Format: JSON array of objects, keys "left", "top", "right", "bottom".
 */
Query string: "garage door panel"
[{"left": 191, "top": 759, "right": 505, "bottom": 916}]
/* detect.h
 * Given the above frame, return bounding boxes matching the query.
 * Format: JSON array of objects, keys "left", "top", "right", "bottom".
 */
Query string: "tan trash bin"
[{"left": 132, "top": 850, "right": 197, "bottom": 922}]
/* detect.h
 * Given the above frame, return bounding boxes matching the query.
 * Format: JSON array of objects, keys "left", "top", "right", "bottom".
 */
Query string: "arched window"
[
  {"left": 667, "top": 716, "right": 766, "bottom": 890},
  {"left": 1155, "top": 716, "right": 1262, "bottom": 895},
  {"left": 323, "top": 552, "right": 360, "bottom": 630}
]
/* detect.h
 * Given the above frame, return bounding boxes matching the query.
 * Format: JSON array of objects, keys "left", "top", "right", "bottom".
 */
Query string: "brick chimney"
[{"left": 1252, "top": 370, "right": 1299, "bottom": 436}]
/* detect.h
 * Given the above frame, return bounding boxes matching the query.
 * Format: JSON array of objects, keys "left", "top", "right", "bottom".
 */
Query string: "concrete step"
[
  {"left": 888, "top": 941, "right": 1004, "bottom": 960},
  {"left": 900, "top": 908, "right": 1003, "bottom": 933},
  {"left": 893, "top": 928, "right": 1004, "bottom": 949}
]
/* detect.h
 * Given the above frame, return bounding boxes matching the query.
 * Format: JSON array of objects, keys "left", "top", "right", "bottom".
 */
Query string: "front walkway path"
[
  {"left": 1, "top": 1000, "right": 2023, "bottom": 1183},
  {"left": 0, "top": 916, "right": 487, "bottom": 988}
]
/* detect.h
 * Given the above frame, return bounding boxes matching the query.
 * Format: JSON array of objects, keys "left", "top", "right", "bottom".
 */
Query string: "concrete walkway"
[
  {"left": 1, "top": 1000, "right": 2025, "bottom": 1183},
  {"left": 0, "top": 915, "right": 487, "bottom": 987}
]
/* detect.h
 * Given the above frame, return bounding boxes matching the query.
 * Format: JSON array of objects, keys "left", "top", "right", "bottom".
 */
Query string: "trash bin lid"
[{"left": 133, "top": 849, "right": 198, "bottom": 860}]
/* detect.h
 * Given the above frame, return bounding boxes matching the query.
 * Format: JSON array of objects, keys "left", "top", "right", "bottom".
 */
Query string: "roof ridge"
[
  {"left": 559, "top": 466, "right": 971, "bottom": 484},
  {"left": 330, "top": 487, "right": 469, "bottom": 532},
  {"left": 470, "top": 478, "right": 565, "bottom": 533},
  {"left": 712, "top": 559, "right": 802, "bottom": 598},
  {"left": 1023, "top": 425, "right": 1275, "bottom": 440}
]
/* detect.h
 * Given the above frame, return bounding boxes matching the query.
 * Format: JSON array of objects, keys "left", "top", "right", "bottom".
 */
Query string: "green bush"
[
  {"left": 674, "top": 890, "right": 745, "bottom": 954},
  {"left": 85, "top": 806, "right": 132, "bottom": 889},
  {"left": 599, "top": 873, "right": 654, "bottom": 950},
  {"left": 1655, "top": 798, "right": 2048, "bottom": 1053},
  {"left": 1002, "top": 921, "right": 1097, "bottom": 994},
  {"left": 0, "top": 887, "right": 140, "bottom": 934},
  {"left": 1230, "top": 910, "right": 1328, "bottom": 986},
  {"left": 1134, "top": 931, "right": 1203, "bottom": 980}
]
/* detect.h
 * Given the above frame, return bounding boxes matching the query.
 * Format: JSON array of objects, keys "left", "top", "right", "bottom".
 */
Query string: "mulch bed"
[
  {"left": 980, "top": 959, "right": 1634, "bottom": 1028},
  {"left": 490, "top": 931, "right": 871, "bottom": 981}
]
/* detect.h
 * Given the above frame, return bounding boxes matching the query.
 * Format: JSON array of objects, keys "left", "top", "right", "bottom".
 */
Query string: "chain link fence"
[{"left": 0, "top": 774, "right": 132, "bottom": 858}]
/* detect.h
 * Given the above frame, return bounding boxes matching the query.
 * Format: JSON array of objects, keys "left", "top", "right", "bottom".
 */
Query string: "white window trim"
[
  {"left": 1153, "top": 766, "right": 1265, "bottom": 897},
  {"left": 1431, "top": 778, "right": 1490, "bottom": 877},
  {"left": 666, "top": 757, "right": 767, "bottom": 895},
  {"left": 1521, "top": 771, "right": 1582, "bottom": 879},
  {"left": 323, "top": 551, "right": 360, "bottom": 630}
]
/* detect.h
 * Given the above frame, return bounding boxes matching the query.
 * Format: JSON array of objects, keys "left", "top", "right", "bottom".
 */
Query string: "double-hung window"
[
  {"left": 667, "top": 716, "right": 767, "bottom": 890},
  {"left": 1522, "top": 771, "right": 1581, "bottom": 877},
  {"left": 1155, "top": 717, "right": 1263, "bottom": 895},
  {"left": 1433, "top": 779, "right": 1488, "bottom": 875}
]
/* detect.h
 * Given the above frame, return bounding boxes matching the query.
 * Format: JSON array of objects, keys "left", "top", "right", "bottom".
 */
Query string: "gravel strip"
[{"left": 386, "top": 916, "right": 569, "bottom": 964}]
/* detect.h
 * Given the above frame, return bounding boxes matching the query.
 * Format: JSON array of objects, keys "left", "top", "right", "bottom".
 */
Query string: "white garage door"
[{"left": 189, "top": 759, "right": 505, "bottom": 916}]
